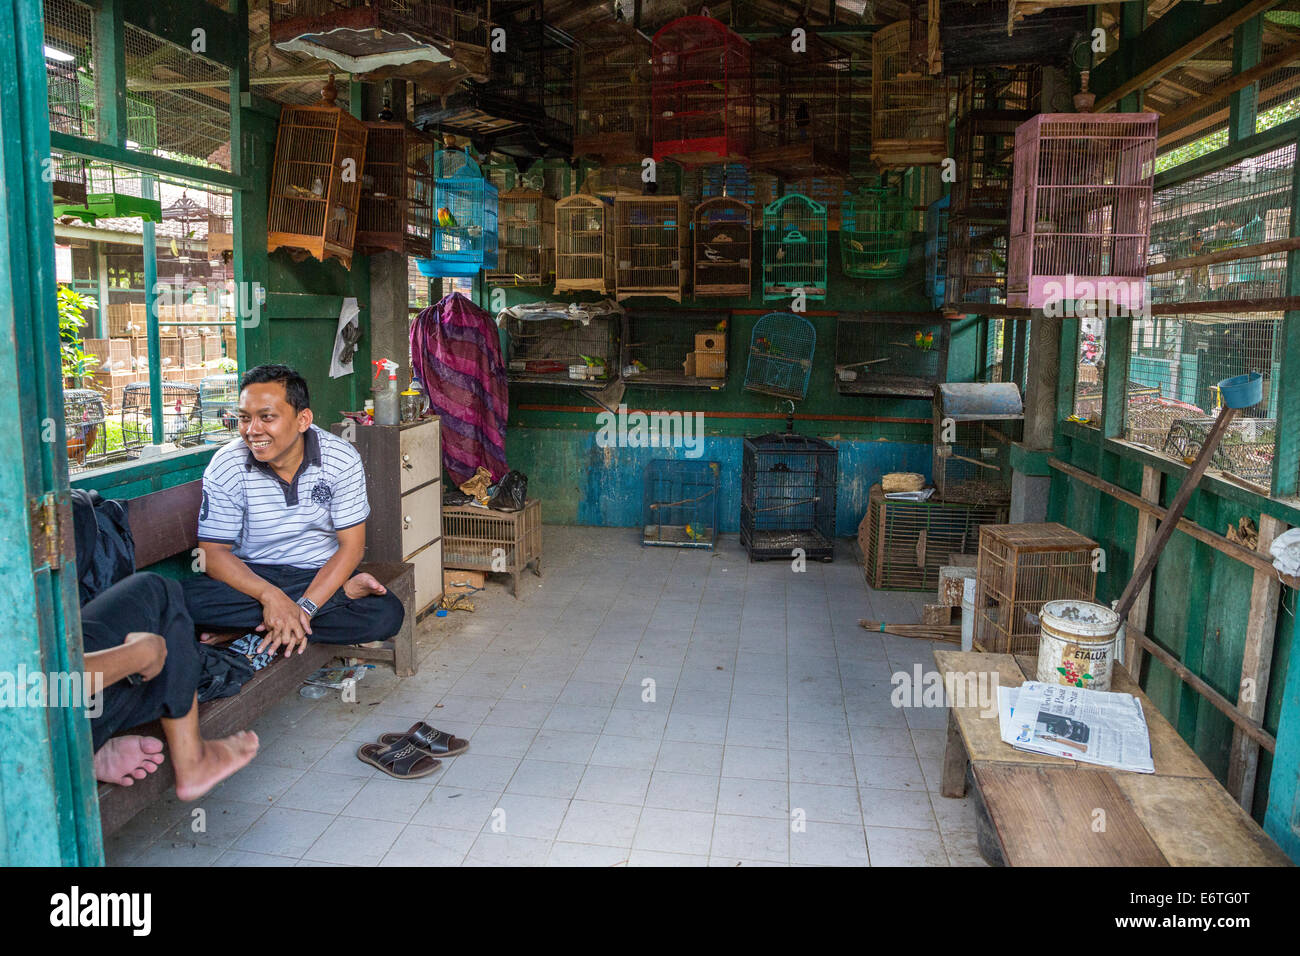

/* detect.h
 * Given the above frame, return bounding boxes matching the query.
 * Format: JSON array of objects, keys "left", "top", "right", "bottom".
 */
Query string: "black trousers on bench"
[
  {"left": 82, "top": 573, "right": 202, "bottom": 752},
  {"left": 181, "top": 563, "right": 405, "bottom": 646}
]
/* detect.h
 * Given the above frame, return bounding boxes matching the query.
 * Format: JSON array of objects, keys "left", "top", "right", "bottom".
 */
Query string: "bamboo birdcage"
[
  {"left": 871, "top": 19, "right": 951, "bottom": 168},
  {"left": 973, "top": 523, "right": 1098, "bottom": 656},
  {"left": 573, "top": 32, "right": 652, "bottom": 164},
  {"left": 487, "top": 188, "right": 556, "bottom": 287},
  {"left": 267, "top": 84, "right": 368, "bottom": 269},
  {"left": 841, "top": 187, "right": 911, "bottom": 280},
  {"left": 762, "top": 193, "right": 827, "bottom": 301},
  {"left": 207, "top": 191, "right": 234, "bottom": 256},
  {"left": 693, "top": 196, "right": 752, "bottom": 297},
  {"left": 442, "top": 499, "right": 542, "bottom": 598},
  {"left": 1008, "top": 112, "right": 1158, "bottom": 310},
  {"left": 416, "top": 147, "right": 499, "bottom": 277},
  {"left": 613, "top": 195, "right": 686, "bottom": 301},
  {"left": 356, "top": 121, "right": 436, "bottom": 258},
  {"left": 651, "top": 15, "right": 753, "bottom": 166},
  {"left": 554, "top": 193, "right": 613, "bottom": 294}
]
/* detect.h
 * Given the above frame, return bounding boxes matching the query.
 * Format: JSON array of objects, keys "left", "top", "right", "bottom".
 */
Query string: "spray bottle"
[{"left": 372, "top": 359, "right": 400, "bottom": 425}]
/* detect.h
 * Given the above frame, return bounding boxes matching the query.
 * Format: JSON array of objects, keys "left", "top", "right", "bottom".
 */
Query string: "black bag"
[
  {"left": 197, "top": 643, "right": 258, "bottom": 702},
  {"left": 488, "top": 470, "right": 528, "bottom": 512},
  {"left": 443, "top": 486, "right": 473, "bottom": 506},
  {"left": 71, "top": 489, "right": 136, "bottom": 606}
]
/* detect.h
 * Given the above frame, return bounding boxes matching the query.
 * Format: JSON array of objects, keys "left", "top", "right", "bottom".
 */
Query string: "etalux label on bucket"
[{"left": 1036, "top": 600, "right": 1121, "bottom": 692}]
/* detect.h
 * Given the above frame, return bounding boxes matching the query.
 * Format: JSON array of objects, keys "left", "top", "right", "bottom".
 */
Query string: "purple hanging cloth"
[{"left": 410, "top": 292, "right": 509, "bottom": 487}]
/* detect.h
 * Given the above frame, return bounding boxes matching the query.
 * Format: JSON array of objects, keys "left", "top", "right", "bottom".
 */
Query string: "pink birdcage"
[
  {"left": 1007, "top": 112, "right": 1158, "bottom": 310},
  {"left": 652, "top": 16, "right": 753, "bottom": 167}
]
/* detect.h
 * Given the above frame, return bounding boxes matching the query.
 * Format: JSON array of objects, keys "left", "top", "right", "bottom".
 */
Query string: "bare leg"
[
  {"left": 93, "top": 735, "right": 166, "bottom": 786},
  {"left": 161, "top": 693, "right": 260, "bottom": 801}
]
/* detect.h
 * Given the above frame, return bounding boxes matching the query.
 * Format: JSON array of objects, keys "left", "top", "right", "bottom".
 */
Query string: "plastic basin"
[{"left": 1217, "top": 371, "right": 1263, "bottom": 409}]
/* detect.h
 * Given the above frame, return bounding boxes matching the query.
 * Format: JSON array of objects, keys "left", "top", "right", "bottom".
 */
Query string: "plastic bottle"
[
  {"left": 372, "top": 359, "right": 400, "bottom": 425},
  {"left": 400, "top": 378, "right": 426, "bottom": 423}
]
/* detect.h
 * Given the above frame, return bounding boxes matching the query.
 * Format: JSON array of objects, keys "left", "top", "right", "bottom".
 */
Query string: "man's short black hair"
[{"left": 241, "top": 364, "right": 310, "bottom": 414}]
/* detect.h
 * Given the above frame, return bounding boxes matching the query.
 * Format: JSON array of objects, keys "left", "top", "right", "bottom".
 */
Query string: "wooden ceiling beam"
[{"left": 1158, "top": 37, "right": 1300, "bottom": 133}]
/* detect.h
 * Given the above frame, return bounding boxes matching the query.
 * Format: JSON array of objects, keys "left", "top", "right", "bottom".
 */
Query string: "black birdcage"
[
  {"left": 121, "top": 381, "right": 202, "bottom": 451},
  {"left": 63, "top": 388, "right": 107, "bottom": 472},
  {"left": 643, "top": 459, "right": 721, "bottom": 549},
  {"left": 741, "top": 431, "right": 838, "bottom": 562}
]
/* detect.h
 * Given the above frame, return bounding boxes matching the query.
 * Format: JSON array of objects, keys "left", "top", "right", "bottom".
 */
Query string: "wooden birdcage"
[
  {"left": 762, "top": 193, "right": 827, "bottom": 301},
  {"left": 750, "top": 35, "right": 852, "bottom": 178},
  {"left": 652, "top": 16, "right": 753, "bottom": 166},
  {"left": 861, "top": 485, "right": 1007, "bottom": 591},
  {"left": 415, "top": 147, "right": 498, "bottom": 278},
  {"left": 356, "top": 121, "right": 436, "bottom": 258},
  {"left": 842, "top": 187, "right": 911, "bottom": 280},
  {"left": 1008, "top": 112, "right": 1158, "bottom": 310},
  {"left": 693, "top": 197, "right": 752, "bottom": 297},
  {"left": 573, "top": 31, "right": 652, "bottom": 164},
  {"left": 926, "top": 195, "right": 949, "bottom": 308},
  {"left": 486, "top": 188, "right": 555, "bottom": 287},
  {"left": 554, "top": 193, "right": 613, "bottom": 294},
  {"left": 267, "top": 82, "right": 368, "bottom": 269},
  {"left": 613, "top": 195, "right": 686, "bottom": 301},
  {"left": 206, "top": 192, "right": 233, "bottom": 256},
  {"left": 871, "top": 19, "right": 951, "bottom": 168}
]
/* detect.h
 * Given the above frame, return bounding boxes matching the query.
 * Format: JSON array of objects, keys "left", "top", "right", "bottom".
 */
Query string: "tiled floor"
[{"left": 105, "top": 526, "right": 987, "bottom": 867}]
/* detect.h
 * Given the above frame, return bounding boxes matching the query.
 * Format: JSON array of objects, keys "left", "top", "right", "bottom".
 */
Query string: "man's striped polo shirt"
[{"left": 197, "top": 424, "right": 370, "bottom": 569}]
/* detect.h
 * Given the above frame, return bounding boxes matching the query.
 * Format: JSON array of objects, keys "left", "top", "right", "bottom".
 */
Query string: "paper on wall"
[{"left": 330, "top": 297, "right": 360, "bottom": 379}]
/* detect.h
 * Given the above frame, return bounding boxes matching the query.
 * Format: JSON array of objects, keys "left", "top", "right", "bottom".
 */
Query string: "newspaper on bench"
[{"left": 998, "top": 681, "right": 1156, "bottom": 774}]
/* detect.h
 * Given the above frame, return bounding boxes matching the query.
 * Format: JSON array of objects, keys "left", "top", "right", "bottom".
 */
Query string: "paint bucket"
[{"left": 1036, "top": 600, "right": 1121, "bottom": 691}]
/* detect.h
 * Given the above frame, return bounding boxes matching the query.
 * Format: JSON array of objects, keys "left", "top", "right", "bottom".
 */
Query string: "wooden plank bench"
[
  {"left": 95, "top": 479, "right": 415, "bottom": 838},
  {"left": 935, "top": 650, "right": 1292, "bottom": 867}
]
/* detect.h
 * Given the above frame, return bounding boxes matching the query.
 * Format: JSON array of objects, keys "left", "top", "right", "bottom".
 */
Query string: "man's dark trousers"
[{"left": 181, "top": 564, "right": 404, "bottom": 646}]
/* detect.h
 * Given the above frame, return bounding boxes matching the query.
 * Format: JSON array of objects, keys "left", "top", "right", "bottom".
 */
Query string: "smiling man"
[{"left": 182, "top": 364, "right": 404, "bottom": 655}]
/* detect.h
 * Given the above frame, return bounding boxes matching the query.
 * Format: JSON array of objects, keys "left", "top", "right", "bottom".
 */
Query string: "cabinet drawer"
[
  {"left": 399, "top": 418, "right": 441, "bottom": 495},
  {"left": 408, "top": 537, "right": 443, "bottom": 616},
  {"left": 400, "top": 478, "right": 442, "bottom": 559}
]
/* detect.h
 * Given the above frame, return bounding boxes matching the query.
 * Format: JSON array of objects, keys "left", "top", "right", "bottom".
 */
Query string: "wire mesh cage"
[
  {"left": 1008, "top": 112, "right": 1158, "bottom": 310},
  {"left": 269, "top": 0, "right": 489, "bottom": 74},
  {"left": 651, "top": 16, "right": 753, "bottom": 166},
  {"left": 613, "top": 196, "right": 686, "bottom": 301},
  {"left": 416, "top": 148, "right": 499, "bottom": 277},
  {"left": 554, "top": 194, "right": 613, "bottom": 293},
  {"left": 749, "top": 34, "right": 852, "bottom": 177},
  {"left": 623, "top": 308, "right": 728, "bottom": 387},
  {"left": 573, "top": 32, "right": 653, "bottom": 164},
  {"left": 932, "top": 382, "right": 1024, "bottom": 504},
  {"left": 198, "top": 374, "right": 240, "bottom": 444},
  {"left": 871, "top": 19, "right": 952, "bottom": 168},
  {"left": 834, "top": 315, "right": 945, "bottom": 398},
  {"left": 63, "top": 388, "right": 107, "bottom": 472},
  {"left": 860, "top": 485, "right": 1007, "bottom": 591},
  {"left": 1164, "top": 416, "right": 1277, "bottom": 485},
  {"left": 744, "top": 312, "right": 816, "bottom": 401},
  {"left": 503, "top": 301, "right": 623, "bottom": 387},
  {"left": 643, "top": 459, "right": 721, "bottom": 549},
  {"left": 356, "top": 121, "right": 436, "bottom": 258},
  {"left": 1147, "top": 144, "right": 1294, "bottom": 308},
  {"left": 946, "top": 217, "right": 1008, "bottom": 307},
  {"left": 267, "top": 87, "right": 369, "bottom": 268},
  {"left": 486, "top": 188, "right": 556, "bottom": 286},
  {"left": 121, "top": 381, "right": 203, "bottom": 451},
  {"left": 973, "top": 523, "right": 1099, "bottom": 656},
  {"left": 44, "top": 0, "right": 95, "bottom": 133},
  {"left": 926, "top": 195, "right": 949, "bottom": 308},
  {"left": 54, "top": 163, "right": 162, "bottom": 224},
  {"left": 762, "top": 193, "right": 828, "bottom": 301},
  {"left": 841, "top": 186, "right": 912, "bottom": 280},
  {"left": 952, "top": 112, "right": 1023, "bottom": 222},
  {"left": 741, "top": 433, "right": 838, "bottom": 562},
  {"left": 693, "top": 197, "right": 752, "bottom": 296}
]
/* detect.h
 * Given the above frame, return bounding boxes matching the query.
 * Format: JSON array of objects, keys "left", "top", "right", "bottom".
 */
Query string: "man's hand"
[
  {"left": 256, "top": 587, "right": 312, "bottom": 656},
  {"left": 122, "top": 632, "right": 168, "bottom": 681}
]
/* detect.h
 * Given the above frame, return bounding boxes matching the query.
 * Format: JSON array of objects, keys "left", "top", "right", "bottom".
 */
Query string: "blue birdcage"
[
  {"left": 416, "top": 148, "right": 498, "bottom": 278},
  {"left": 643, "top": 459, "right": 721, "bottom": 549},
  {"left": 762, "top": 193, "right": 827, "bottom": 301},
  {"left": 744, "top": 312, "right": 816, "bottom": 401},
  {"left": 926, "top": 195, "right": 949, "bottom": 307}
]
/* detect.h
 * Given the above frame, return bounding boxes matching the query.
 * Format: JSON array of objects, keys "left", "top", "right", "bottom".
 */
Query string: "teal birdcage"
[
  {"left": 762, "top": 193, "right": 827, "bottom": 301},
  {"left": 926, "top": 195, "right": 949, "bottom": 307},
  {"left": 416, "top": 148, "right": 499, "bottom": 278},
  {"left": 744, "top": 311, "right": 816, "bottom": 400},
  {"left": 841, "top": 186, "right": 910, "bottom": 280}
]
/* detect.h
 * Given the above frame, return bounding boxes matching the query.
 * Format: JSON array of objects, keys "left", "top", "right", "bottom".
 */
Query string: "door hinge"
[{"left": 31, "top": 492, "right": 71, "bottom": 571}]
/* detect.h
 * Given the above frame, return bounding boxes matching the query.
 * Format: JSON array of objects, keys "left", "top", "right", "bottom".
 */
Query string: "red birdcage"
[
  {"left": 356, "top": 121, "right": 436, "bottom": 258},
  {"left": 652, "top": 16, "right": 753, "bottom": 167},
  {"left": 1008, "top": 112, "right": 1158, "bottom": 310}
]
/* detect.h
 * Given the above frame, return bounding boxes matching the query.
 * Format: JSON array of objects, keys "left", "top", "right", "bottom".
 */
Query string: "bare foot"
[
  {"left": 343, "top": 572, "right": 387, "bottom": 600},
  {"left": 93, "top": 735, "right": 166, "bottom": 787},
  {"left": 198, "top": 631, "right": 242, "bottom": 646},
  {"left": 173, "top": 731, "right": 260, "bottom": 801}
]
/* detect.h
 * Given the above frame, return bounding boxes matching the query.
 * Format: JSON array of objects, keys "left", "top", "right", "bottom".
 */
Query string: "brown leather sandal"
[
  {"left": 356, "top": 740, "right": 441, "bottom": 779},
  {"left": 377, "top": 722, "right": 470, "bottom": 758}
]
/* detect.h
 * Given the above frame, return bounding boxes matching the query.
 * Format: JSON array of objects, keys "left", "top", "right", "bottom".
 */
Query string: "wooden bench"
[
  {"left": 95, "top": 479, "right": 415, "bottom": 838},
  {"left": 935, "top": 650, "right": 1292, "bottom": 866}
]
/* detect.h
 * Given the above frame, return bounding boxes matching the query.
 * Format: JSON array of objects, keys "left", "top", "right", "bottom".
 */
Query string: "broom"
[{"left": 859, "top": 619, "right": 962, "bottom": 643}]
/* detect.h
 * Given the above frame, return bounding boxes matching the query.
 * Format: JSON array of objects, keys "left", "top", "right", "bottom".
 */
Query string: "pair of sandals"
[{"left": 356, "top": 722, "right": 470, "bottom": 779}]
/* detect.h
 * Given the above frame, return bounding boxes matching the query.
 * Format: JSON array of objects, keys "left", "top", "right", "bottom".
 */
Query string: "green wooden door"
[{"left": 0, "top": 0, "right": 104, "bottom": 866}]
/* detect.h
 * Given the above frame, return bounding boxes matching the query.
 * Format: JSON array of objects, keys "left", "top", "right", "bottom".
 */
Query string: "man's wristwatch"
[{"left": 297, "top": 597, "right": 319, "bottom": 618}]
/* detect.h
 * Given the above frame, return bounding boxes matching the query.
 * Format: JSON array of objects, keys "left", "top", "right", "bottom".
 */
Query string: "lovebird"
[
  {"left": 914, "top": 330, "right": 924, "bottom": 349},
  {"left": 923, "top": 331, "right": 934, "bottom": 350},
  {"left": 437, "top": 206, "right": 458, "bottom": 229}
]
